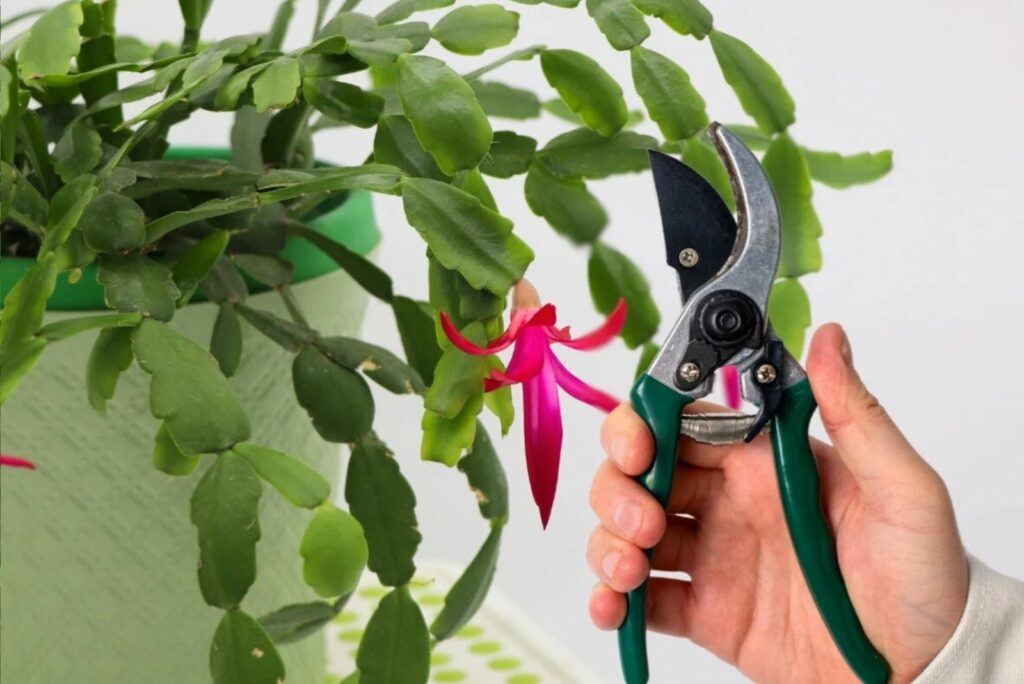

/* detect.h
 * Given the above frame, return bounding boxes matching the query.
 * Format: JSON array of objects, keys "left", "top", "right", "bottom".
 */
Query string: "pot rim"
[{"left": 0, "top": 146, "right": 381, "bottom": 312}]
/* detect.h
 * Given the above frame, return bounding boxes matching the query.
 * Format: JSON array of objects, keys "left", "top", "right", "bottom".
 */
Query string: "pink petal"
[
  {"left": 501, "top": 309, "right": 532, "bottom": 341},
  {"left": 488, "top": 307, "right": 537, "bottom": 348},
  {"left": 547, "top": 350, "right": 620, "bottom": 413},
  {"left": 451, "top": 304, "right": 558, "bottom": 357},
  {"left": 544, "top": 325, "right": 572, "bottom": 343},
  {"left": 561, "top": 298, "right": 627, "bottom": 350},
  {"left": 521, "top": 303, "right": 557, "bottom": 329},
  {"left": 1, "top": 454, "right": 36, "bottom": 470},
  {"left": 721, "top": 366, "right": 742, "bottom": 410},
  {"left": 523, "top": 360, "right": 563, "bottom": 528},
  {"left": 440, "top": 312, "right": 513, "bottom": 356},
  {"left": 484, "top": 376, "right": 514, "bottom": 392},
  {"left": 496, "top": 327, "right": 549, "bottom": 382}
]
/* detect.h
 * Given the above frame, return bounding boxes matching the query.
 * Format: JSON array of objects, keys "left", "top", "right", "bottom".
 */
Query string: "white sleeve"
[{"left": 913, "top": 555, "right": 1024, "bottom": 683}]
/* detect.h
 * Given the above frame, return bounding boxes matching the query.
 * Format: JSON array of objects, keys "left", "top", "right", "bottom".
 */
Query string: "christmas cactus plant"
[{"left": 0, "top": 0, "right": 891, "bottom": 681}]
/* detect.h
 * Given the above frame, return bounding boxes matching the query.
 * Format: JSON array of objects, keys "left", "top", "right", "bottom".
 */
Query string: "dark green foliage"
[{"left": 0, "top": 3, "right": 892, "bottom": 681}]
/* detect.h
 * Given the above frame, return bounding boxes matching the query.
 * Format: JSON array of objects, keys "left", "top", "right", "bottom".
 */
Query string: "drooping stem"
[{"left": 462, "top": 45, "right": 544, "bottom": 81}]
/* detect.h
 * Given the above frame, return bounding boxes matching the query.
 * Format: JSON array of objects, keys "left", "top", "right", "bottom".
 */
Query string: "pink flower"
[
  {"left": 720, "top": 366, "right": 742, "bottom": 410},
  {"left": 1, "top": 454, "right": 36, "bottom": 470},
  {"left": 441, "top": 281, "right": 625, "bottom": 527}
]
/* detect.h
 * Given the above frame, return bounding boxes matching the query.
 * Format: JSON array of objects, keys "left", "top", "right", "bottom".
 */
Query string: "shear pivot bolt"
[
  {"left": 755, "top": 364, "right": 777, "bottom": 384},
  {"left": 678, "top": 248, "right": 700, "bottom": 268},
  {"left": 679, "top": 362, "right": 701, "bottom": 383}
]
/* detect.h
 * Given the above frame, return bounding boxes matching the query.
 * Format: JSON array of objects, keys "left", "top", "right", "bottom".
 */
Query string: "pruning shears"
[{"left": 618, "top": 123, "right": 890, "bottom": 684}]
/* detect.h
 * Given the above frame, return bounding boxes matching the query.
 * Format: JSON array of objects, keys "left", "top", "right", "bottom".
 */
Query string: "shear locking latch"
[{"left": 744, "top": 338, "right": 784, "bottom": 442}]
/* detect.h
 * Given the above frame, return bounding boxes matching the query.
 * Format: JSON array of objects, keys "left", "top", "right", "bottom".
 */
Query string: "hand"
[{"left": 587, "top": 324, "right": 968, "bottom": 684}]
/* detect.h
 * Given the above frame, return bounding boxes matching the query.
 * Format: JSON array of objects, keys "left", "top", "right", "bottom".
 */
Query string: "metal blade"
[
  {"left": 648, "top": 149, "right": 738, "bottom": 303},
  {"left": 705, "top": 122, "right": 781, "bottom": 322}
]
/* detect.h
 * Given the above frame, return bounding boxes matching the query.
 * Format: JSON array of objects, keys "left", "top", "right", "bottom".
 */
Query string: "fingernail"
[
  {"left": 610, "top": 437, "right": 627, "bottom": 468},
  {"left": 839, "top": 329, "right": 854, "bottom": 368},
  {"left": 614, "top": 500, "right": 643, "bottom": 539},
  {"left": 602, "top": 551, "right": 622, "bottom": 581}
]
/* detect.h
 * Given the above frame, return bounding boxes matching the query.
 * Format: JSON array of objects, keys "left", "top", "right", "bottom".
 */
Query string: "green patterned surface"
[
  {"left": 0, "top": 268, "right": 369, "bottom": 683},
  {"left": 323, "top": 565, "right": 601, "bottom": 684}
]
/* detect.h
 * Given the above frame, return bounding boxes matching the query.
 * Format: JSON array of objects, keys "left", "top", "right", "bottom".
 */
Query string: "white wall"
[{"left": 10, "top": 1, "right": 1024, "bottom": 681}]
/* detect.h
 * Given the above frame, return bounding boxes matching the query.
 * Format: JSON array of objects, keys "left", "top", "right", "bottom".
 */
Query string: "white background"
[{"left": 8, "top": 1, "right": 1024, "bottom": 681}]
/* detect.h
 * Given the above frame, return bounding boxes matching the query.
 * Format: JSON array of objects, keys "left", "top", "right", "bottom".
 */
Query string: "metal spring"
[{"left": 679, "top": 413, "right": 769, "bottom": 445}]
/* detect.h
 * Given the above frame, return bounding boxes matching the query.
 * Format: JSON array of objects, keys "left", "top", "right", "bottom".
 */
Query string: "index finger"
[{"left": 600, "top": 401, "right": 739, "bottom": 476}]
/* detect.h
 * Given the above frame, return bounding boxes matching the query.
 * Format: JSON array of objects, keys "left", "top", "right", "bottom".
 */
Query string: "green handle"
[
  {"left": 618, "top": 374, "right": 694, "bottom": 684},
  {"left": 771, "top": 378, "right": 891, "bottom": 684}
]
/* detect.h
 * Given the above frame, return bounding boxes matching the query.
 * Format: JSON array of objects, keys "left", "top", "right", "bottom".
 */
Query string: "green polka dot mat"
[{"left": 324, "top": 564, "right": 603, "bottom": 683}]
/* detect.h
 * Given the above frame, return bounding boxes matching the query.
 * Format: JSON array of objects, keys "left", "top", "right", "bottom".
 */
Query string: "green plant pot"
[{"left": 0, "top": 154, "right": 380, "bottom": 683}]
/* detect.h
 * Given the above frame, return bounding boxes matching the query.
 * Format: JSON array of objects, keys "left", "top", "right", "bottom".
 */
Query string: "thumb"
[{"left": 805, "top": 323, "right": 926, "bottom": 487}]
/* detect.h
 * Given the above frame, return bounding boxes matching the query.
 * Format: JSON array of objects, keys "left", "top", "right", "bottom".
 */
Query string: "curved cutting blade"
[
  {"left": 648, "top": 149, "right": 738, "bottom": 303},
  {"left": 706, "top": 122, "right": 781, "bottom": 320},
  {"left": 643, "top": 125, "right": 783, "bottom": 396}
]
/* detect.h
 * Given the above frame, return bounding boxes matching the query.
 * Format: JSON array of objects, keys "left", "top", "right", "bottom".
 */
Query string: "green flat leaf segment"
[
  {"left": 209, "top": 609, "right": 286, "bottom": 684},
  {"left": 252, "top": 56, "right": 301, "bottom": 112},
  {"left": 525, "top": 161, "right": 606, "bottom": 244},
  {"left": 133, "top": 319, "right": 251, "bottom": 454},
  {"left": 470, "top": 80, "right": 541, "bottom": 120},
  {"left": 258, "top": 601, "right": 337, "bottom": 645},
  {"left": 392, "top": 296, "right": 443, "bottom": 386},
  {"left": 431, "top": 4, "right": 520, "bottom": 56},
  {"left": 376, "top": 0, "right": 454, "bottom": 26},
  {"left": 40, "top": 174, "right": 99, "bottom": 256},
  {"left": 209, "top": 303, "right": 243, "bottom": 378},
  {"left": 374, "top": 114, "right": 450, "bottom": 181},
  {"left": 769, "top": 277, "right": 811, "bottom": 359},
  {"left": 0, "top": 254, "right": 58, "bottom": 362},
  {"left": 397, "top": 55, "right": 493, "bottom": 175},
  {"left": 86, "top": 326, "right": 135, "bottom": 412},
  {"left": 710, "top": 30, "right": 795, "bottom": 134},
  {"left": 292, "top": 223, "right": 394, "bottom": 302},
  {"left": 16, "top": 1, "right": 84, "bottom": 80},
  {"left": 345, "top": 434, "right": 421, "bottom": 587},
  {"left": 401, "top": 177, "right": 533, "bottom": 296},
  {"left": 587, "top": 241, "right": 659, "bottom": 348},
  {"left": 762, "top": 133, "right": 823, "bottom": 278},
  {"left": 233, "top": 442, "right": 331, "bottom": 509},
  {"left": 171, "top": 232, "right": 229, "bottom": 305},
  {"left": 431, "top": 523, "right": 502, "bottom": 639},
  {"left": 300, "top": 504, "right": 369, "bottom": 598},
  {"left": 678, "top": 136, "right": 735, "bottom": 211},
  {"left": 292, "top": 345, "right": 374, "bottom": 443},
  {"left": 315, "top": 336, "right": 426, "bottom": 394},
  {"left": 540, "top": 49, "right": 628, "bottom": 137},
  {"left": 482, "top": 357, "right": 514, "bottom": 435},
  {"left": 190, "top": 452, "right": 262, "bottom": 609},
  {"left": 97, "top": 254, "right": 181, "bottom": 322},
  {"left": 479, "top": 131, "right": 537, "bottom": 179},
  {"left": 153, "top": 422, "right": 201, "bottom": 476},
  {"left": 38, "top": 312, "right": 141, "bottom": 342},
  {"left": 537, "top": 127, "right": 657, "bottom": 179},
  {"left": 632, "top": 0, "right": 713, "bottom": 38},
  {"left": 631, "top": 46, "right": 707, "bottom": 141},
  {"left": 80, "top": 192, "right": 147, "bottom": 253},
  {"left": 802, "top": 148, "right": 893, "bottom": 188},
  {"left": 424, "top": 322, "right": 488, "bottom": 418},
  {"left": 586, "top": 0, "right": 650, "bottom": 51},
  {"left": 421, "top": 392, "right": 481, "bottom": 466},
  {"left": 356, "top": 586, "right": 430, "bottom": 684},
  {"left": 303, "top": 79, "right": 385, "bottom": 128},
  {"left": 53, "top": 121, "right": 103, "bottom": 182},
  {"left": 457, "top": 421, "right": 509, "bottom": 520}
]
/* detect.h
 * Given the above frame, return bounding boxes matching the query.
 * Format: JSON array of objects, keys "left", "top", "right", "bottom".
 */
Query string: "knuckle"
[
  {"left": 588, "top": 461, "right": 611, "bottom": 512},
  {"left": 823, "top": 382, "right": 890, "bottom": 434},
  {"left": 855, "top": 388, "right": 890, "bottom": 426},
  {"left": 637, "top": 507, "right": 666, "bottom": 549}
]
